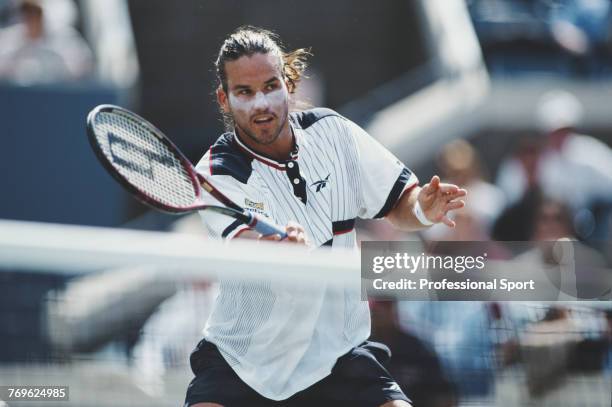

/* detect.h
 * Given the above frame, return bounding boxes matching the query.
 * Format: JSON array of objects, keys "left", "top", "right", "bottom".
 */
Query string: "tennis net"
[{"left": 0, "top": 219, "right": 610, "bottom": 407}]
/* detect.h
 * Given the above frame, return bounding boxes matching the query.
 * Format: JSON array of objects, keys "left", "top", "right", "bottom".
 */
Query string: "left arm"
[
  {"left": 386, "top": 175, "right": 467, "bottom": 231},
  {"left": 338, "top": 116, "right": 466, "bottom": 229}
]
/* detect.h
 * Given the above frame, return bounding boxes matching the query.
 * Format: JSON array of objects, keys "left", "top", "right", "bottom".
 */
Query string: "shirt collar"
[{"left": 233, "top": 123, "right": 299, "bottom": 171}]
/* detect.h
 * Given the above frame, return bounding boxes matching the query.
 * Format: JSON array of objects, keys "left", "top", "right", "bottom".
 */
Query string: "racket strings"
[{"left": 94, "top": 111, "right": 197, "bottom": 208}]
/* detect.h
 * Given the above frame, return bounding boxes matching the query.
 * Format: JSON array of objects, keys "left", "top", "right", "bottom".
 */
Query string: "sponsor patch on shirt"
[{"left": 244, "top": 198, "right": 266, "bottom": 214}]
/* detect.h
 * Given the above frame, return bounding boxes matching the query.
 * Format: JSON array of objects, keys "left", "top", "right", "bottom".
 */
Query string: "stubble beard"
[{"left": 234, "top": 103, "right": 290, "bottom": 147}]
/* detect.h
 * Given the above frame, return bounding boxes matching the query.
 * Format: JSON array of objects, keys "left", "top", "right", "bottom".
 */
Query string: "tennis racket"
[{"left": 86, "top": 104, "right": 287, "bottom": 238}]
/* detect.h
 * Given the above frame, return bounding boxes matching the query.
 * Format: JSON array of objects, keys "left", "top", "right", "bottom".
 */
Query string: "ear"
[
  {"left": 216, "top": 86, "right": 229, "bottom": 113},
  {"left": 283, "top": 76, "right": 293, "bottom": 94}
]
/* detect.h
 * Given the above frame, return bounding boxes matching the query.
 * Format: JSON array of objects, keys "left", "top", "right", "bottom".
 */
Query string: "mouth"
[{"left": 252, "top": 114, "right": 275, "bottom": 126}]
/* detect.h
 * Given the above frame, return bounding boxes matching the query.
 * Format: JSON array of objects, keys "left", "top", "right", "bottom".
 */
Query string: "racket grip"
[{"left": 246, "top": 213, "right": 288, "bottom": 239}]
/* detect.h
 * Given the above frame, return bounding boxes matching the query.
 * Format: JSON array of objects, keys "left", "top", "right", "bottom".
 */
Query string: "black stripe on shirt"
[
  {"left": 373, "top": 167, "right": 414, "bottom": 219},
  {"left": 332, "top": 218, "right": 355, "bottom": 235},
  {"left": 209, "top": 133, "right": 253, "bottom": 184},
  {"left": 290, "top": 108, "right": 343, "bottom": 130},
  {"left": 321, "top": 219, "right": 356, "bottom": 248},
  {"left": 222, "top": 219, "right": 243, "bottom": 238}
]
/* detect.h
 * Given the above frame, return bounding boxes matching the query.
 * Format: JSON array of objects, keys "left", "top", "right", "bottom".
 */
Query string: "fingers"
[
  {"left": 418, "top": 176, "right": 468, "bottom": 229},
  {"left": 285, "top": 221, "right": 308, "bottom": 245},
  {"left": 430, "top": 175, "right": 440, "bottom": 188},
  {"left": 286, "top": 220, "right": 301, "bottom": 235},
  {"left": 257, "top": 221, "right": 308, "bottom": 245},
  {"left": 438, "top": 185, "right": 468, "bottom": 200},
  {"left": 445, "top": 200, "right": 465, "bottom": 212},
  {"left": 260, "top": 233, "right": 282, "bottom": 241},
  {"left": 440, "top": 214, "right": 456, "bottom": 228},
  {"left": 437, "top": 184, "right": 458, "bottom": 195},
  {"left": 287, "top": 229, "right": 307, "bottom": 244},
  {"left": 260, "top": 231, "right": 305, "bottom": 243},
  {"left": 422, "top": 175, "right": 440, "bottom": 196},
  {"left": 438, "top": 184, "right": 465, "bottom": 195},
  {"left": 286, "top": 232, "right": 307, "bottom": 245},
  {"left": 422, "top": 178, "right": 468, "bottom": 203}
]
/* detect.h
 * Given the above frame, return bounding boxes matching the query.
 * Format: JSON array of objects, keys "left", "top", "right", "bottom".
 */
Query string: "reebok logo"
[{"left": 311, "top": 174, "right": 330, "bottom": 192}]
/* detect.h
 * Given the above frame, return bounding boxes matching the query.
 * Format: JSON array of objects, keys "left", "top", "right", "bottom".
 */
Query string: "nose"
[{"left": 253, "top": 91, "right": 270, "bottom": 110}]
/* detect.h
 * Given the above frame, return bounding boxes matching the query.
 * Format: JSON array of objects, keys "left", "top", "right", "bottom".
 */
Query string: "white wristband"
[{"left": 413, "top": 200, "right": 434, "bottom": 226}]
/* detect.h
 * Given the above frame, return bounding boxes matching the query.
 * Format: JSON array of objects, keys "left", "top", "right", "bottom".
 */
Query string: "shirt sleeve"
[
  {"left": 194, "top": 152, "right": 271, "bottom": 240},
  {"left": 345, "top": 119, "right": 419, "bottom": 219}
]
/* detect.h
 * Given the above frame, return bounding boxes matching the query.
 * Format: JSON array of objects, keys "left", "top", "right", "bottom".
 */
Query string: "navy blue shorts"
[{"left": 184, "top": 339, "right": 411, "bottom": 407}]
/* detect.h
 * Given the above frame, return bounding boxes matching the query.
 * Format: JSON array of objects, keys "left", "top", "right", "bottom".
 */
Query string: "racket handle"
[{"left": 246, "top": 213, "right": 288, "bottom": 239}]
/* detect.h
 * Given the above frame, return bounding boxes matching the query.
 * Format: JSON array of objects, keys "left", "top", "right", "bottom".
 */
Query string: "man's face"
[
  {"left": 218, "top": 52, "right": 290, "bottom": 146},
  {"left": 534, "top": 203, "right": 570, "bottom": 240}
]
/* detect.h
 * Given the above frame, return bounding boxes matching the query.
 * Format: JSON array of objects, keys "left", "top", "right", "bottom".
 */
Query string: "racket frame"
[
  {"left": 87, "top": 105, "right": 286, "bottom": 237},
  {"left": 87, "top": 105, "right": 246, "bottom": 217}
]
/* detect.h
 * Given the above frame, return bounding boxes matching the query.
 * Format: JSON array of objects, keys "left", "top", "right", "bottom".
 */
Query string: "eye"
[
  {"left": 237, "top": 89, "right": 251, "bottom": 96},
  {"left": 265, "top": 82, "right": 278, "bottom": 91}
]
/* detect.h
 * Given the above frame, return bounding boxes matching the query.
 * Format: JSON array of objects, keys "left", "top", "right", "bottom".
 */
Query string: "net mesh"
[
  {"left": 0, "top": 219, "right": 610, "bottom": 407},
  {"left": 92, "top": 110, "right": 197, "bottom": 208}
]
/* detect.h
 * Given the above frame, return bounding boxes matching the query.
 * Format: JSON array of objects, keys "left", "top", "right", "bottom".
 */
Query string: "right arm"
[{"left": 195, "top": 148, "right": 308, "bottom": 245}]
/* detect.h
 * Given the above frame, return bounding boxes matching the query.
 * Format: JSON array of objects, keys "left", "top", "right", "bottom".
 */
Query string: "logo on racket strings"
[{"left": 108, "top": 132, "right": 176, "bottom": 180}]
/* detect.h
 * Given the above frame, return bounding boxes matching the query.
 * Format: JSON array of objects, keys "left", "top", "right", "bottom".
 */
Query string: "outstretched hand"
[{"left": 418, "top": 175, "right": 467, "bottom": 228}]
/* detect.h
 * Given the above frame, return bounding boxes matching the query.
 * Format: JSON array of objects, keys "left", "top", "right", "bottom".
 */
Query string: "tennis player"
[{"left": 185, "top": 26, "right": 467, "bottom": 407}]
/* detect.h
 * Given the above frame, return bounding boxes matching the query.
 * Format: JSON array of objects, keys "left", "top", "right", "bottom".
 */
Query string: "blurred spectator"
[
  {"left": 496, "top": 90, "right": 612, "bottom": 240},
  {"left": 531, "top": 199, "right": 576, "bottom": 241},
  {"left": 398, "top": 301, "right": 497, "bottom": 400},
  {"left": 494, "top": 135, "right": 543, "bottom": 241},
  {"left": 536, "top": 90, "right": 612, "bottom": 210},
  {"left": 370, "top": 300, "right": 457, "bottom": 407},
  {"left": 492, "top": 186, "right": 543, "bottom": 242},
  {"left": 427, "top": 209, "right": 491, "bottom": 242},
  {"left": 549, "top": 0, "right": 612, "bottom": 76},
  {"left": 501, "top": 305, "right": 611, "bottom": 399},
  {"left": 425, "top": 139, "right": 506, "bottom": 246},
  {"left": 515, "top": 199, "right": 611, "bottom": 300},
  {"left": 437, "top": 139, "right": 505, "bottom": 232},
  {"left": 518, "top": 306, "right": 580, "bottom": 397},
  {"left": 496, "top": 137, "right": 542, "bottom": 208},
  {"left": 605, "top": 310, "right": 612, "bottom": 371},
  {"left": 0, "top": 0, "right": 94, "bottom": 85},
  {"left": 469, "top": 0, "right": 612, "bottom": 77},
  {"left": 0, "top": 0, "right": 13, "bottom": 26}
]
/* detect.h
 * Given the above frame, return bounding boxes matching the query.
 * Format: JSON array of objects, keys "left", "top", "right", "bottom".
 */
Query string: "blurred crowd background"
[{"left": 0, "top": 0, "right": 611, "bottom": 406}]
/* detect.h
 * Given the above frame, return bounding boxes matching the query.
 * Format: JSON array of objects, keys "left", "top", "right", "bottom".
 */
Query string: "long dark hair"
[{"left": 215, "top": 26, "right": 311, "bottom": 129}]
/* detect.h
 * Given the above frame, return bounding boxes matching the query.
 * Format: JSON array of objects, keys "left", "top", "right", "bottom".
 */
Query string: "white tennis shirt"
[{"left": 195, "top": 108, "right": 417, "bottom": 400}]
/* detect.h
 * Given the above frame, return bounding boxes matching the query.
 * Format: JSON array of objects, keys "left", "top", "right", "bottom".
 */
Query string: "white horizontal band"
[{"left": 413, "top": 200, "right": 434, "bottom": 226}]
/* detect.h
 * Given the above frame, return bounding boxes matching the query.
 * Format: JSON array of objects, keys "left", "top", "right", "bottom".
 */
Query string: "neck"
[
  {"left": 237, "top": 119, "right": 293, "bottom": 161},
  {"left": 26, "top": 24, "right": 43, "bottom": 40}
]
